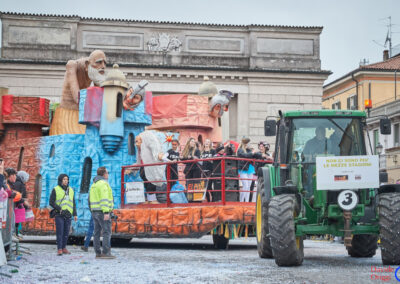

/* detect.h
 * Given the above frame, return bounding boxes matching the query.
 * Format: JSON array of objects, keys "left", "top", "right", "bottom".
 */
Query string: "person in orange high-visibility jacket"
[{"left": 89, "top": 166, "right": 115, "bottom": 259}]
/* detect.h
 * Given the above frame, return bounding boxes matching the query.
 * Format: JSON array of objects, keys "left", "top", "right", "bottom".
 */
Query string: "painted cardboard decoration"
[
  {"left": 49, "top": 50, "right": 107, "bottom": 136},
  {"left": 209, "top": 90, "right": 234, "bottom": 118},
  {"left": 123, "top": 80, "right": 148, "bottom": 111}
]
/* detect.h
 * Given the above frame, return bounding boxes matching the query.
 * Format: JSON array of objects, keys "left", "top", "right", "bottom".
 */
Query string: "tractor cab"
[{"left": 272, "top": 113, "right": 366, "bottom": 198}]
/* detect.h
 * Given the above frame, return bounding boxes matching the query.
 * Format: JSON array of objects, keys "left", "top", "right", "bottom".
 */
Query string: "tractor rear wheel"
[
  {"left": 378, "top": 192, "right": 400, "bottom": 265},
  {"left": 347, "top": 234, "right": 377, "bottom": 257},
  {"left": 268, "top": 194, "right": 303, "bottom": 266},
  {"left": 256, "top": 176, "right": 273, "bottom": 258}
]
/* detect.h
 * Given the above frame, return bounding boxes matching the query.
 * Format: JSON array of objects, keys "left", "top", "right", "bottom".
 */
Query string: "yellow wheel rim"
[{"left": 256, "top": 194, "right": 262, "bottom": 242}]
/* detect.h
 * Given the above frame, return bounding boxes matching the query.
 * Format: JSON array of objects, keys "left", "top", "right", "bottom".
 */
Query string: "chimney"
[{"left": 383, "top": 50, "right": 389, "bottom": 61}]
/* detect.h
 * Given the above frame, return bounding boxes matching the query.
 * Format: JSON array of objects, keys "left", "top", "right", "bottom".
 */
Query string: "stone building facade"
[{"left": 0, "top": 12, "right": 329, "bottom": 145}]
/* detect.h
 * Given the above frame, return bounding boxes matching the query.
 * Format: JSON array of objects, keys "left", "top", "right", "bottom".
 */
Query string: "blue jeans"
[
  {"left": 83, "top": 216, "right": 94, "bottom": 248},
  {"left": 55, "top": 215, "right": 71, "bottom": 250}
]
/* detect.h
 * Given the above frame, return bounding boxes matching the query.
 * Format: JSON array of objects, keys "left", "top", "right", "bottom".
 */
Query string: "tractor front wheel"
[
  {"left": 347, "top": 234, "right": 377, "bottom": 257},
  {"left": 378, "top": 192, "right": 400, "bottom": 265},
  {"left": 256, "top": 176, "right": 273, "bottom": 258},
  {"left": 268, "top": 194, "right": 303, "bottom": 266}
]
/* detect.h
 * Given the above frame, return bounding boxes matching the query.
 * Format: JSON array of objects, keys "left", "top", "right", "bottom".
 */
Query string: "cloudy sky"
[{"left": 0, "top": 0, "right": 398, "bottom": 84}]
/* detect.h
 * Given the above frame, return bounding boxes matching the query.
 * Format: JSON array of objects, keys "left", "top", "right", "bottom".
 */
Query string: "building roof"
[
  {"left": 324, "top": 54, "right": 400, "bottom": 89},
  {"left": 0, "top": 11, "right": 323, "bottom": 30},
  {"left": 361, "top": 54, "right": 400, "bottom": 70}
]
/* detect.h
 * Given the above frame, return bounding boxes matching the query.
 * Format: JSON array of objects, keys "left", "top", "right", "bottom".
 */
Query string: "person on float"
[
  {"left": 236, "top": 137, "right": 257, "bottom": 202},
  {"left": 250, "top": 142, "right": 273, "bottom": 202},
  {"left": 49, "top": 174, "right": 77, "bottom": 256},
  {"left": 162, "top": 139, "right": 181, "bottom": 189},
  {"left": 181, "top": 138, "right": 202, "bottom": 183},
  {"left": 14, "top": 171, "right": 31, "bottom": 239},
  {"left": 211, "top": 143, "right": 225, "bottom": 201},
  {"left": 200, "top": 139, "right": 215, "bottom": 201},
  {"left": 50, "top": 50, "right": 107, "bottom": 135},
  {"left": 89, "top": 167, "right": 115, "bottom": 259}
]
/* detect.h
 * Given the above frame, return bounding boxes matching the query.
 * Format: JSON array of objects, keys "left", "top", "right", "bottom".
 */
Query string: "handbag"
[
  {"left": 25, "top": 208, "right": 35, "bottom": 222},
  {"left": 14, "top": 206, "right": 26, "bottom": 223}
]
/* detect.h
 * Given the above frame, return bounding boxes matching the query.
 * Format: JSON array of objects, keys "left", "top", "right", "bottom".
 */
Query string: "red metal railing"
[{"left": 121, "top": 156, "right": 272, "bottom": 208}]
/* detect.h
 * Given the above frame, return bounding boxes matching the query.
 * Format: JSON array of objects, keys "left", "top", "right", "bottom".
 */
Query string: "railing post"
[
  {"left": 221, "top": 157, "right": 226, "bottom": 205},
  {"left": 166, "top": 163, "right": 171, "bottom": 207},
  {"left": 121, "top": 167, "right": 125, "bottom": 207}
]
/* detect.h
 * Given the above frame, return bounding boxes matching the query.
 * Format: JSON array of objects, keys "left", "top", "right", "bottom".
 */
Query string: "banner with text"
[
  {"left": 125, "top": 182, "right": 145, "bottom": 203},
  {"left": 316, "top": 155, "right": 379, "bottom": 190}
]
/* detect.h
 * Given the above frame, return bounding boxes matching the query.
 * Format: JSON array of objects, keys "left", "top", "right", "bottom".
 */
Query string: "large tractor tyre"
[
  {"left": 268, "top": 194, "right": 304, "bottom": 266},
  {"left": 256, "top": 176, "right": 273, "bottom": 258},
  {"left": 347, "top": 234, "right": 378, "bottom": 257},
  {"left": 213, "top": 234, "right": 229, "bottom": 250},
  {"left": 378, "top": 192, "right": 400, "bottom": 265}
]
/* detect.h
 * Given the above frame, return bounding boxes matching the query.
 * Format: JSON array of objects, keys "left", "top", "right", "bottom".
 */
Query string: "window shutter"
[
  {"left": 347, "top": 97, "right": 350, "bottom": 110},
  {"left": 338, "top": 101, "right": 341, "bottom": 110}
]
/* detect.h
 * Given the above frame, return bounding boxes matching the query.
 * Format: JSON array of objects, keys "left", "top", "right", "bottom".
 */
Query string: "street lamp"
[{"left": 376, "top": 142, "right": 383, "bottom": 155}]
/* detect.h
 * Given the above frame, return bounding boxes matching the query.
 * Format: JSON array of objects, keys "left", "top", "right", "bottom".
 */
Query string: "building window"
[
  {"left": 332, "top": 101, "right": 341, "bottom": 110},
  {"left": 80, "top": 157, "right": 92, "bottom": 193},
  {"left": 33, "top": 174, "right": 42, "bottom": 208},
  {"left": 17, "top": 147, "right": 24, "bottom": 171},
  {"left": 116, "top": 92, "right": 123, "bottom": 118},
  {"left": 128, "top": 133, "right": 136, "bottom": 155},
  {"left": 347, "top": 95, "right": 358, "bottom": 110},
  {"left": 394, "top": 124, "right": 400, "bottom": 147},
  {"left": 49, "top": 144, "right": 55, "bottom": 157},
  {"left": 374, "top": 129, "right": 379, "bottom": 154}
]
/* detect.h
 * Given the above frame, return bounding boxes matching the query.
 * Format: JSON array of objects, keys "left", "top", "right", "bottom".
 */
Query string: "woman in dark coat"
[
  {"left": 49, "top": 174, "right": 77, "bottom": 255},
  {"left": 181, "top": 138, "right": 201, "bottom": 181},
  {"left": 14, "top": 171, "right": 30, "bottom": 238},
  {"left": 200, "top": 139, "right": 215, "bottom": 201}
]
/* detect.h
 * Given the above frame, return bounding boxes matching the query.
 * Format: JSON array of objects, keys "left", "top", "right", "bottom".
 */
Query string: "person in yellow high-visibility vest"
[
  {"left": 89, "top": 166, "right": 115, "bottom": 259},
  {"left": 49, "top": 174, "right": 77, "bottom": 256}
]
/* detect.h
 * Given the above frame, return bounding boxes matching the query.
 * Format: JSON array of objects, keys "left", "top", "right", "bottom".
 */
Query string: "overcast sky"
[{"left": 0, "top": 0, "right": 399, "bottom": 84}]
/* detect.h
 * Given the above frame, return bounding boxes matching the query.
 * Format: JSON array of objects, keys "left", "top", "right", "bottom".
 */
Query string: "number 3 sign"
[{"left": 337, "top": 190, "right": 358, "bottom": 211}]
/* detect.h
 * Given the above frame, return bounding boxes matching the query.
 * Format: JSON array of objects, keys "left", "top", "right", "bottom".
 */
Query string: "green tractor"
[{"left": 256, "top": 109, "right": 400, "bottom": 266}]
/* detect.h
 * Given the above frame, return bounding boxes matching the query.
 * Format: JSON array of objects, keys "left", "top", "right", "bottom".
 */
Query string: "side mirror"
[
  {"left": 380, "top": 118, "right": 391, "bottom": 135},
  {"left": 264, "top": 120, "right": 277, "bottom": 136}
]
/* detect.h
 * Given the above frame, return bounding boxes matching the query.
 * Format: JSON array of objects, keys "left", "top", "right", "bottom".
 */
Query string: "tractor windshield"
[{"left": 289, "top": 117, "right": 365, "bottom": 163}]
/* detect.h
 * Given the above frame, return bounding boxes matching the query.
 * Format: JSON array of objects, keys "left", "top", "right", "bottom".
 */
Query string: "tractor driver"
[{"left": 302, "top": 126, "right": 328, "bottom": 162}]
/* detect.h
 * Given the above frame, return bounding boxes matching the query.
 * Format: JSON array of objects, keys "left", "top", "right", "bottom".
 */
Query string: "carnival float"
[{"left": 0, "top": 51, "right": 265, "bottom": 248}]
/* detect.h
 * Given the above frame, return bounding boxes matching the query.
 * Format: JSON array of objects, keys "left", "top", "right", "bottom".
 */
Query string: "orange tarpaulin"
[{"left": 24, "top": 205, "right": 255, "bottom": 238}]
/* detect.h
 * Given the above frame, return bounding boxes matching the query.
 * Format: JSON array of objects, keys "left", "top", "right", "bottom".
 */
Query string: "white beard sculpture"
[{"left": 88, "top": 65, "right": 106, "bottom": 86}]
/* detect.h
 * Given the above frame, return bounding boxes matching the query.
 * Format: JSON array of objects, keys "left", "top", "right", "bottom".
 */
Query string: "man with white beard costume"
[{"left": 50, "top": 50, "right": 107, "bottom": 135}]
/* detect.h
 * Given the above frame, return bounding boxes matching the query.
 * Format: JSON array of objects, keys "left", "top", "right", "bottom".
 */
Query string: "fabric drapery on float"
[{"left": 25, "top": 205, "right": 255, "bottom": 238}]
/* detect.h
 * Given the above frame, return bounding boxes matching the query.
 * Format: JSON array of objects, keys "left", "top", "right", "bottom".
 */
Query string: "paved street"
[{"left": 0, "top": 236, "right": 398, "bottom": 283}]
